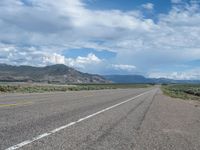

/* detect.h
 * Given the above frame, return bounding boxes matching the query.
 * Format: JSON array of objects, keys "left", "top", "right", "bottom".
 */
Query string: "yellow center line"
[
  {"left": 0, "top": 94, "right": 95, "bottom": 108},
  {"left": 0, "top": 102, "right": 33, "bottom": 108}
]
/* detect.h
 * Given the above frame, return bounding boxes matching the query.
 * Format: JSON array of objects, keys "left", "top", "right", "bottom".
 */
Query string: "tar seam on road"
[
  {"left": 136, "top": 89, "right": 158, "bottom": 131},
  {"left": 5, "top": 89, "right": 155, "bottom": 150}
]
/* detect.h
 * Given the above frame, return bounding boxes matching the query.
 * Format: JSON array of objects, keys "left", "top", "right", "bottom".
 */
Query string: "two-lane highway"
[
  {"left": 0, "top": 88, "right": 155, "bottom": 149},
  {"left": 1, "top": 87, "right": 200, "bottom": 150}
]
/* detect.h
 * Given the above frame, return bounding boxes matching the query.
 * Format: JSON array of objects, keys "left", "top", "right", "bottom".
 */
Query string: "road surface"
[{"left": 0, "top": 88, "right": 200, "bottom": 150}]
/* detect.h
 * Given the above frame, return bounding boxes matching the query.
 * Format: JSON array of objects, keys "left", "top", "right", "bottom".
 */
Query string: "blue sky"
[
  {"left": 87, "top": 0, "right": 171, "bottom": 13},
  {"left": 0, "top": 0, "right": 200, "bottom": 79}
]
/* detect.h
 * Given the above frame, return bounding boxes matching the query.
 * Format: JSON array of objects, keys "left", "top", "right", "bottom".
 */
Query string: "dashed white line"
[{"left": 5, "top": 89, "right": 154, "bottom": 150}]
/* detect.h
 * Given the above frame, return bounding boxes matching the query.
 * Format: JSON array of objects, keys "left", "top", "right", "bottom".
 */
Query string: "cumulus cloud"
[
  {"left": 0, "top": 0, "right": 156, "bottom": 47},
  {"left": 142, "top": 3, "right": 154, "bottom": 10},
  {"left": 65, "top": 53, "right": 102, "bottom": 69},
  {"left": 148, "top": 69, "right": 200, "bottom": 80},
  {"left": 40, "top": 52, "right": 103, "bottom": 70},
  {"left": 112, "top": 64, "right": 136, "bottom": 72},
  {"left": 43, "top": 53, "right": 65, "bottom": 65},
  {"left": 0, "top": 43, "right": 102, "bottom": 70}
]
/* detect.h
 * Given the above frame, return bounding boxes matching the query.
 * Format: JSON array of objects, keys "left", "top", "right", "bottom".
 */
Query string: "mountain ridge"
[
  {"left": 0, "top": 64, "right": 109, "bottom": 84},
  {"left": 104, "top": 75, "right": 200, "bottom": 84},
  {"left": 1, "top": 64, "right": 200, "bottom": 84}
]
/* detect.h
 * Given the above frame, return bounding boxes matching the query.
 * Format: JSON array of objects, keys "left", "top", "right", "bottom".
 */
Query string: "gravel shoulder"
[{"left": 134, "top": 89, "right": 200, "bottom": 150}]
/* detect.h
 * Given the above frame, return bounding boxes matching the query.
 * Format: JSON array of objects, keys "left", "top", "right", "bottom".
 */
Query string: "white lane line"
[{"left": 5, "top": 89, "right": 154, "bottom": 150}]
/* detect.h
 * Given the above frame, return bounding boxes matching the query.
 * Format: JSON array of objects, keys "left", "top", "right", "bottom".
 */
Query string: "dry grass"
[
  {"left": 0, "top": 83, "right": 152, "bottom": 93},
  {"left": 161, "top": 84, "right": 200, "bottom": 101}
]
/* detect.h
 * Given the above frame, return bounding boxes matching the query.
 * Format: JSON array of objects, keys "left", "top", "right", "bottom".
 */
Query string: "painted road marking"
[
  {"left": 0, "top": 94, "right": 94, "bottom": 108},
  {"left": 5, "top": 89, "right": 155, "bottom": 150},
  {"left": 0, "top": 102, "right": 33, "bottom": 108}
]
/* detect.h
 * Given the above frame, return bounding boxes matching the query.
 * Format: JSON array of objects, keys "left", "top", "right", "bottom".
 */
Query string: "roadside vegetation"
[
  {"left": 162, "top": 84, "right": 200, "bottom": 101},
  {"left": 0, "top": 83, "right": 152, "bottom": 93}
]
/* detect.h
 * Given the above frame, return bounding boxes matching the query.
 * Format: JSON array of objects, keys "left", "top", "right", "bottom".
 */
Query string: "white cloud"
[
  {"left": 43, "top": 53, "right": 65, "bottom": 65},
  {"left": 42, "top": 52, "right": 102, "bottom": 69},
  {"left": 0, "top": 43, "right": 102, "bottom": 70},
  {"left": 112, "top": 64, "right": 136, "bottom": 72},
  {"left": 65, "top": 53, "right": 102, "bottom": 69},
  {"left": 148, "top": 69, "right": 200, "bottom": 80},
  {"left": 142, "top": 3, "right": 154, "bottom": 10},
  {"left": 0, "top": 0, "right": 155, "bottom": 44}
]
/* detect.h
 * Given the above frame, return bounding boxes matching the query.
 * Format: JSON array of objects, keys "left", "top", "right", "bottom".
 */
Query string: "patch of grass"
[
  {"left": 74, "top": 83, "right": 153, "bottom": 88},
  {"left": 161, "top": 84, "right": 200, "bottom": 101},
  {"left": 0, "top": 83, "right": 152, "bottom": 93}
]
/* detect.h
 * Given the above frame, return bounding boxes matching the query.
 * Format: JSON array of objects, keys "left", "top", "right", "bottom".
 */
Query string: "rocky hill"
[{"left": 0, "top": 64, "right": 109, "bottom": 84}]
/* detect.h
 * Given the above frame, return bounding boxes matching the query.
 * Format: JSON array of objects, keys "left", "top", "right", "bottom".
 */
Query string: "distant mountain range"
[
  {"left": 104, "top": 75, "right": 200, "bottom": 84},
  {"left": 0, "top": 64, "right": 109, "bottom": 84},
  {"left": 0, "top": 64, "right": 200, "bottom": 84}
]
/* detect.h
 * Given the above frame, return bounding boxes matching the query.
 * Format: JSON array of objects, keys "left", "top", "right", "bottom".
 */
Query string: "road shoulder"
[{"left": 134, "top": 89, "right": 200, "bottom": 150}]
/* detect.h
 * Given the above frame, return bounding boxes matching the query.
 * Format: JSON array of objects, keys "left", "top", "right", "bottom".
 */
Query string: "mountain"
[
  {"left": 0, "top": 64, "right": 109, "bottom": 84},
  {"left": 104, "top": 75, "right": 200, "bottom": 84}
]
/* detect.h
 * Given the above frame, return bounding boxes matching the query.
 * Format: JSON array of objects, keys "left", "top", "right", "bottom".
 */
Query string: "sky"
[{"left": 0, "top": 0, "right": 200, "bottom": 80}]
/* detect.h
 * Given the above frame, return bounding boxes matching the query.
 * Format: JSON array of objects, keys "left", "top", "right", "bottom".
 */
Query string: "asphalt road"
[{"left": 0, "top": 88, "right": 200, "bottom": 150}]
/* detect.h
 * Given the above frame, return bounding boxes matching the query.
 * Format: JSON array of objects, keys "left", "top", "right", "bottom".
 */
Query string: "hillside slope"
[{"left": 0, "top": 64, "right": 109, "bottom": 84}]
